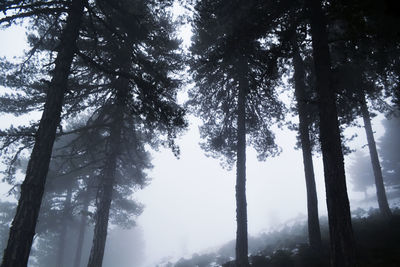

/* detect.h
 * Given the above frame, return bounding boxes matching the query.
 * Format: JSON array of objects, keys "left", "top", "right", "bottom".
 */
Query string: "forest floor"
[
  {"left": 235, "top": 209, "right": 400, "bottom": 267},
  {"left": 174, "top": 208, "right": 400, "bottom": 267}
]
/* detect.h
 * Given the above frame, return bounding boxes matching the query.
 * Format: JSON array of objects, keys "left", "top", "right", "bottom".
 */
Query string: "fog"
[
  {"left": 0, "top": 98, "right": 387, "bottom": 266},
  {"left": 0, "top": 1, "right": 399, "bottom": 267},
  {"left": 135, "top": 114, "right": 387, "bottom": 266}
]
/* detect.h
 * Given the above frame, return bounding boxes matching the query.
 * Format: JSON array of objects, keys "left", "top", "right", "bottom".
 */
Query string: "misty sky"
[{"left": 0, "top": 13, "right": 387, "bottom": 267}]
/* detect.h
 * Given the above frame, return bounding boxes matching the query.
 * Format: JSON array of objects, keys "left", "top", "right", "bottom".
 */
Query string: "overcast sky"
[{"left": 0, "top": 12, "right": 387, "bottom": 267}]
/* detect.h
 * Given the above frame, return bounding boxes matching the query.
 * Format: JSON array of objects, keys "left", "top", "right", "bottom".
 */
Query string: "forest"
[{"left": 0, "top": 0, "right": 399, "bottom": 266}]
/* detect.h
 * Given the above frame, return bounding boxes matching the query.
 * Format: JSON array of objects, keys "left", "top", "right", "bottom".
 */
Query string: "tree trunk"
[
  {"left": 235, "top": 54, "right": 249, "bottom": 267},
  {"left": 360, "top": 92, "right": 392, "bottom": 218},
  {"left": 56, "top": 184, "right": 73, "bottom": 267},
  {"left": 86, "top": 50, "right": 130, "bottom": 267},
  {"left": 291, "top": 41, "right": 322, "bottom": 251},
  {"left": 73, "top": 190, "right": 90, "bottom": 267},
  {"left": 1, "top": 1, "right": 85, "bottom": 266},
  {"left": 86, "top": 164, "right": 117, "bottom": 267},
  {"left": 306, "top": 0, "right": 357, "bottom": 266}
]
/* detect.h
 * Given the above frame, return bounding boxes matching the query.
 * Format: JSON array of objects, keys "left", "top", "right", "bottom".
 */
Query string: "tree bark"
[
  {"left": 1, "top": 1, "right": 85, "bottom": 266},
  {"left": 306, "top": 0, "right": 357, "bottom": 266},
  {"left": 291, "top": 42, "right": 322, "bottom": 251},
  {"left": 86, "top": 51, "right": 130, "bottom": 267},
  {"left": 235, "top": 54, "right": 249, "bottom": 267},
  {"left": 360, "top": 92, "right": 392, "bottom": 218},
  {"left": 73, "top": 190, "right": 90, "bottom": 267},
  {"left": 56, "top": 184, "right": 73, "bottom": 267}
]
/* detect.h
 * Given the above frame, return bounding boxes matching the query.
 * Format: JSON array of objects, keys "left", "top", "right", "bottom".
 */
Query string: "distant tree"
[
  {"left": 73, "top": 187, "right": 91, "bottom": 267},
  {"left": 30, "top": 133, "right": 97, "bottom": 267},
  {"left": 347, "top": 150, "right": 375, "bottom": 199},
  {"left": 379, "top": 117, "right": 400, "bottom": 191},
  {"left": 23, "top": 125, "right": 146, "bottom": 267}
]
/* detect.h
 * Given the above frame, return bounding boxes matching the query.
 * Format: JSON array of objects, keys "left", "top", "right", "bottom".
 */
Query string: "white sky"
[{"left": 0, "top": 10, "right": 388, "bottom": 267}]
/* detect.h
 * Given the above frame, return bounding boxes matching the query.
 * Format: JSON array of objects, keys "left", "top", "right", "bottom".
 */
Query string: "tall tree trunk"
[
  {"left": 305, "top": 0, "right": 357, "bottom": 266},
  {"left": 1, "top": 1, "right": 85, "bottom": 266},
  {"left": 86, "top": 165, "right": 117, "bottom": 267},
  {"left": 235, "top": 54, "right": 249, "bottom": 267},
  {"left": 360, "top": 92, "right": 392, "bottom": 218},
  {"left": 291, "top": 41, "right": 322, "bottom": 250},
  {"left": 86, "top": 113, "right": 122, "bottom": 267},
  {"left": 56, "top": 184, "right": 73, "bottom": 267},
  {"left": 86, "top": 51, "right": 130, "bottom": 267}
]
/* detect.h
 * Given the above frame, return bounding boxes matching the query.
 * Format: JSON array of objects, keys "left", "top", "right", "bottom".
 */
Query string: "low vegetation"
[{"left": 170, "top": 208, "right": 400, "bottom": 267}]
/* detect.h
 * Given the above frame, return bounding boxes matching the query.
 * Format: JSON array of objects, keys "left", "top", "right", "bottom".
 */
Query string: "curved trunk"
[
  {"left": 235, "top": 54, "right": 249, "bottom": 267},
  {"left": 292, "top": 42, "right": 322, "bottom": 250},
  {"left": 360, "top": 92, "right": 392, "bottom": 218},
  {"left": 306, "top": 0, "right": 357, "bottom": 266},
  {"left": 73, "top": 190, "right": 90, "bottom": 267},
  {"left": 56, "top": 184, "right": 73, "bottom": 267},
  {"left": 1, "top": 1, "right": 85, "bottom": 266}
]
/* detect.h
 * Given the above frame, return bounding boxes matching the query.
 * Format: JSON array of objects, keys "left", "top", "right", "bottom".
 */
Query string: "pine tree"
[
  {"left": 291, "top": 35, "right": 322, "bottom": 250},
  {"left": 305, "top": 0, "right": 357, "bottom": 265},
  {"left": 190, "top": 1, "right": 283, "bottom": 265},
  {"left": 0, "top": 1, "right": 86, "bottom": 265},
  {"left": 75, "top": 1, "right": 186, "bottom": 265},
  {"left": 326, "top": 0, "right": 398, "bottom": 219}
]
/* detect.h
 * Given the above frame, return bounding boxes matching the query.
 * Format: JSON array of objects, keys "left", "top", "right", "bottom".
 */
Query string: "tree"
[
  {"left": 0, "top": 1, "right": 86, "bottom": 265},
  {"left": 305, "top": 0, "right": 357, "bottom": 266},
  {"left": 1, "top": 1, "right": 185, "bottom": 266},
  {"left": 290, "top": 35, "right": 322, "bottom": 250},
  {"left": 190, "top": 1, "right": 283, "bottom": 265},
  {"left": 326, "top": 5, "right": 394, "bottom": 218},
  {"left": 359, "top": 91, "right": 391, "bottom": 217},
  {"left": 73, "top": 188, "right": 91, "bottom": 267},
  {"left": 23, "top": 124, "right": 145, "bottom": 267},
  {"left": 379, "top": 117, "right": 400, "bottom": 191},
  {"left": 73, "top": 1, "right": 186, "bottom": 265},
  {"left": 328, "top": 0, "right": 400, "bottom": 197},
  {"left": 347, "top": 150, "right": 375, "bottom": 199}
]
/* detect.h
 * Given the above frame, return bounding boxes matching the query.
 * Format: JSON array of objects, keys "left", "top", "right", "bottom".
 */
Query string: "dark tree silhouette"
[
  {"left": 327, "top": 26, "right": 393, "bottom": 218},
  {"left": 0, "top": 1, "right": 86, "bottom": 265},
  {"left": 291, "top": 35, "right": 322, "bottom": 250},
  {"left": 190, "top": 1, "right": 283, "bottom": 265},
  {"left": 0, "top": 1, "right": 184, "bottom": 266},
  {"left": 79, "top": 1, "right": 186, "bottom": 265},
  {"left": 359, "top": 91, "right": 392, "bottom": 218},
  {"left": 305, "top": 0, "right": 357, "bottom": 266}
]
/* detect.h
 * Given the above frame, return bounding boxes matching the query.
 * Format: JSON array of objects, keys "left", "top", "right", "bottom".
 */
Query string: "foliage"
[{"left": 189, "top": 0, "right": 284, "bottom": 168}]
